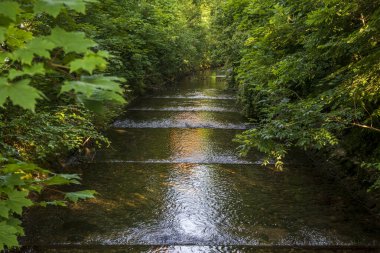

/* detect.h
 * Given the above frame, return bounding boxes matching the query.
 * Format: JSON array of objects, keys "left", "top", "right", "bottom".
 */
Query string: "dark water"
[{"left": 24, "top": 71, "right": 380, "bottom": 252}]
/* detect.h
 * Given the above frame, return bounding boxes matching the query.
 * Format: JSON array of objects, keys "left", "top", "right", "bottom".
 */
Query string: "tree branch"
[{"left": 351, "top": 122, "right": 380, "bottom": 133}]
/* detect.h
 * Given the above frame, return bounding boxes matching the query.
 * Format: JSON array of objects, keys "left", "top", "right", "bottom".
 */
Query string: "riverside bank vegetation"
[
  {"left": 211, "top": 0, "right": 380, "bottom": 206},
  {"left": 0, "top": 0, "right": 379, "bottom": 250}
]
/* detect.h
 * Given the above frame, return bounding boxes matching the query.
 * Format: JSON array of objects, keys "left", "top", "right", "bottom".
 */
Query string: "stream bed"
[{"left": 24, "top": 71, "right": 380, "bottom": 252}]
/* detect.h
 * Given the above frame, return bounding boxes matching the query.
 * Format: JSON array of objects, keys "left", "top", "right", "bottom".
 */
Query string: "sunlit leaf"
[
  {"left": 46, "top": 27, "right": 97, "bottom": 54},
  {"left": 69, "top": 53, "right": 108, "bottom": 74}
]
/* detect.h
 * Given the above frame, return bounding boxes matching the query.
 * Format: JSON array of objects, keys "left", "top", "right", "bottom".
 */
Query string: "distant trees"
[{"left": 82, "top": 0, "right": 210, "bottom": 94}]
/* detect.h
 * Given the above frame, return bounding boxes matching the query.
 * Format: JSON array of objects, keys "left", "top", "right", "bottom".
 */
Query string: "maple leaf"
[
  {"left": 0, "top": 221, "right": 19, "bottom": 250},
  {"left": 34, "top": 0, "right": 98, "bottom": 17},
  {"left": 69, "top": 53, "right": 108, "bottom": 74},
  {"left": 13, "top": 38, "right": 55, "bottom": 65},
  {"left": 0, "top": 78, "right": 44, "bottom": 112},
  {"left": 46, "top": 27, "right": 97, "bottom": 54}
]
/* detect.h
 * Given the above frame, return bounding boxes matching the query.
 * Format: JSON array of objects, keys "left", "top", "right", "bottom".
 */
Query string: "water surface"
[{"left": 24, "top": 71, "right": 380, "bottom": 252}]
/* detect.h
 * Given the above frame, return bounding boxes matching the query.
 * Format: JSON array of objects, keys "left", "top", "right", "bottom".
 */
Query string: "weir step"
[{"left": 24, "top": 245, "right": 380, "bottom": 253}]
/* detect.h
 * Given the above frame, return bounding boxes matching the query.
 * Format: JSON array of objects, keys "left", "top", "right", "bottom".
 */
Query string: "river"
[{"left": 24, "top": 71, "right": 380, "bottom": 252}]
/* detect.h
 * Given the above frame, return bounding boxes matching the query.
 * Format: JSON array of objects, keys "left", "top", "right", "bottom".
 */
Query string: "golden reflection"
[
  {"left": 115, "top": 129, "right": 128, "bottom": 133},
  {"left": 126, "top": 201, "right": 138, "bottom": 208},
  {"left": 71, "top": 197, "right": 119, "bottom": 211},
  {"left": 73, "top": 191, "right": 151, "bottom": 211},
  {"left": 133, "top": 193, "right": 148, "bottom": 201},
  {"left": 169, "top": 128, "right": 211, "bottom": 161}
]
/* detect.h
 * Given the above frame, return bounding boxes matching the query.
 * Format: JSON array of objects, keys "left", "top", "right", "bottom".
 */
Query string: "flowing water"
[{"left": 24, "top": 71, "right": 380, "bottom": 252}]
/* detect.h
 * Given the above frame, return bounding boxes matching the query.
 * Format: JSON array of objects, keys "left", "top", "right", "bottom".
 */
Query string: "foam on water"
[
  {"left": 128, "top": 106, "right": 238, "bottom": 112},
  {"left": 88, "top": 158, "right": 259, "bottom": 165},
  {"left": 113, "top": 119, "right": 251, "bottom": 129},
  {"left": 150, "top": 95, "right": 235, "bottom": 100}
]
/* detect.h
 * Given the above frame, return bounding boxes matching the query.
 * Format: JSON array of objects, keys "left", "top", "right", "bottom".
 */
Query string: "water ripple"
[
  {"left": 113, "top": 119, "right": 251, "bottom": 129},
  {"left": 88, "top": 158, "right": 259, "bottom": 165},
  {"left": 128, "top": 106, "right": 238, "bottom": 112},
  {"left": 150, "top": 95, "right": 235, "bottom": 100}
]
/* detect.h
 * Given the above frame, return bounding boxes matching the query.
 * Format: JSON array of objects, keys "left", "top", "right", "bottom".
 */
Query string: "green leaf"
[
  {"left": 81, "top": 75, "right": 125, "bottom": 92},
  {"left": 64, "top": 190, "right": 97, "bottom": 202},
  {"left": 6, "top": 217, "right": 24, "bottom": 236},
  {"left": 47, "top": 27, "right": 97, "bottom": 54},
  {"left": 0, "top": 174, "right": 24, "bottom": 188},
  {"left": 0, "top": 1, "right": 20, "bottom": 22},
  {"left": 96, "top": 50, "right": 110, "bottom": 58},
  {"left": 2, "top": 162, "right": 50, "bottom": 174},
  {"left": 69, "top": 54, "right": 108, "bottom": 74},
  {"left": 34, "top": 1, "right": 66, "bottom": 17},
  {"left": 4, "top": 190, "right": 33, "bottom": 215},
  {"left": 0, "top": 202, "right": 10, "bottom": 218},
  {"left": 2, "top": 162, "right": 48, "bottom": 174},
  {"left": 13, "top": 38, "right": 55, "bottom": 65},
  {"left": 34, "top": 0, "right": 98, "bottom": 17},
  {"left": 61, "top": 75, "right": 125, "bottom": 103},
  {"left": 8, "top": 63, "right": 46, "bottom": 80},
  {"left": 5, "top": 26, "right": 33, "bottom": 50},
  {"left": 0, "top": 221, "right": 19, "bottom": 250},
  {"left": 0, "top": 27, "right": 7, "bottom": 43},
  {"left": 0, "top": 79, "right": 44, "bottom": 111},
  {"left": 43, "top": 174, "right": 81, "bottom": 186}
]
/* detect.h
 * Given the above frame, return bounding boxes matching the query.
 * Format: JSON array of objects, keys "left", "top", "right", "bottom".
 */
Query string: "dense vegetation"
[
  {"left": 0, "top": 0, "right": 210, "bottom": 250},
  {"left": 210, "top": 0, "right": 380, "bottom": 196}
]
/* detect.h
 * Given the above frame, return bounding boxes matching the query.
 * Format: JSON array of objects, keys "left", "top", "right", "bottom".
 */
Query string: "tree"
[{"left": 210, "top": 0, "right": 380, "bottom": 189}]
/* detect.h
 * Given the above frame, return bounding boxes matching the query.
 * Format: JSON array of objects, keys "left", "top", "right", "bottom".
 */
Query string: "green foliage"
[
  {"left": 1, "top": 106, "right": 109, "bottom": 162},
  {"left": 0, "top": 1, "right": 126, "bottom": 112},
  {"left": 211, "top": 0, "right": 380, "bottom": 188},
  {"left": 0, "top": 0, "right": 127, "bottom": 250},
  {"left": 0, "top": 158, "right": 96, "bottom": 250},
  {"left": 80, "top": 0, "right": 211, "bottom": 93}
]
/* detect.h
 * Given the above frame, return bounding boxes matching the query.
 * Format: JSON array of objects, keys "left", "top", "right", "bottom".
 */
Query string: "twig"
[
  {"left": 351, "top": 122, "right": 380, "bottom": 133},
  {"left": 82, "top": 137, "right": 91, "bottom": 146}
]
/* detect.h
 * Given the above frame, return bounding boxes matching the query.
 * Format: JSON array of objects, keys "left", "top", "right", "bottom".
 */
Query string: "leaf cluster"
[{"left": 211, "top": 0, "right": 380, "bottom": 188}]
